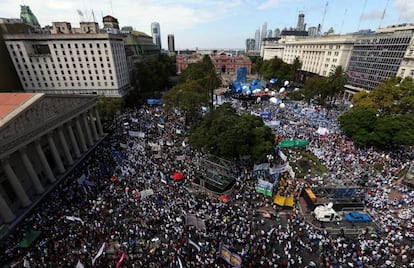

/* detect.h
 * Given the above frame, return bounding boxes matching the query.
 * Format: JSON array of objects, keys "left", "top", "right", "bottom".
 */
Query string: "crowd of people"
[{"left": 0, "top": 98, "right": 413, "bottom": 267}]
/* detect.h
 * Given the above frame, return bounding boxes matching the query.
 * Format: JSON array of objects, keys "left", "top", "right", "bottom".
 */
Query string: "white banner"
[
  {"left": 65, "top": 215, "right": 84, "bottom": 225},
  {"left": 278, "top": 150, "right": 287, "bottom": 162},
  {"left": 92, "top": 242, "right": 106, "bottom": 265},
  {"left": 128, "top": 130, "right": 145, "bottom": 138}
]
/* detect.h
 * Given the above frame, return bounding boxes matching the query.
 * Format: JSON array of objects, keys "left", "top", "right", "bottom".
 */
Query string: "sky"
[{"left": 2, "top": 0, "right": 414, "bottom": 50}]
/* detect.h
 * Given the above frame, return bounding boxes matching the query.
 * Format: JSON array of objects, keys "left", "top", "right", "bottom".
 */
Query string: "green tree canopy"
[
  {"left": 339, "top": 76, "right": 414, "bottom": 148},
  {"left": 327, "top": 65, "right": 347, "bottom": 103},
  {"left": 261, "top": 57, "right": 292, "bottom": 84},
  {"left": 303, "top": 75, "right": 329, "bottom": 105},
  {"left": 189, "top": 103, "right": 274, "bottom": 161},
  {"left": 162, "top": 80, "right": 208, "bottom": 123},
  {"left": 163, "top": 55, "right": 221, "bottom": 117},
  {"left": 126, "top": 54, "right": 176, "bottom": 106}
]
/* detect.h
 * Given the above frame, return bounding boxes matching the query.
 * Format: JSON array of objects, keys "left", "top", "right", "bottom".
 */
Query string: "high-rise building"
[
  {"left": 4, "top": 20, "right": 130, "bottom": 97},
  {"left": 20, "top": 5, "right": 40, "bottom": 28},
  {"left": 0, "top": 18, "right": 33, "bottom": 92},
  {"left": 273, "top": 28, "right": 281, "bottom": 38},
  {"left": 254, "top": 28, "right": 261, "bottom": 50},
  {"left": 245, "top": 38, "right": 255, "bottom": 52},
  {"left": 297, "top": 13, "right": 305, "bottom": 31},
  {"left": 168, "top": 34, "right": 175, "bottom": 52},
  {"left": 267, "top": 30, "right": 273, "bottom": 38},
  {"left": 347, "top": 24, "right": 414, "bottom": 92},
  {"left": 261, "top": 22, "right": 267, "bottom": 47},
  {"left": 151, "top": 22, "right": 161, "bottom": 49},
  {"left": 308, "top": 27, "right": 318, "bottom": 37}
]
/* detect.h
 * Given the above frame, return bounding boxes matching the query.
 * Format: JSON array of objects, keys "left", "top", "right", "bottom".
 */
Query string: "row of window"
[
  {"left": 52, "top": 42, "right": 108, "bottom": 49},
  {"left": 23, "top": 81, "right": 115, "bottom": 88}
]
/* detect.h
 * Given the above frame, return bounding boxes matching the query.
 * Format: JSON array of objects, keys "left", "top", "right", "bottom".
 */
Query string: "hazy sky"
[{"left": 2, "top": 0, "right": 414, "bottom": 50}]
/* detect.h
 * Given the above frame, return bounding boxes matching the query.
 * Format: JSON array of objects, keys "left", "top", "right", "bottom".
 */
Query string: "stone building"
[{"left": 0, "top": 93, "right": 104, "bottom": 225}]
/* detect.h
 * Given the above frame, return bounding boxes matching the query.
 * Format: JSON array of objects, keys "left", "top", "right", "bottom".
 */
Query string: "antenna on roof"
[
  {"left": 110, "top": 0, "right": 114, "bottom": 16},
  {"left": 398, "top": 0, "right": 408, "bottom": 23},
  {"left": 379, "top": 0, "right": 390, "bottom": 29},
  {"left": 357, "top": 0, "right": 367, "bottom": 31},
  {"left": 92, "top": 9, "right": 96, "bottom": 23}
]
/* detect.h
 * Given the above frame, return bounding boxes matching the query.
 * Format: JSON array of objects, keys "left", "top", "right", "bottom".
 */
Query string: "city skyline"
[{"left": 1, "top": 0, "right": 414, "bottom": 49}]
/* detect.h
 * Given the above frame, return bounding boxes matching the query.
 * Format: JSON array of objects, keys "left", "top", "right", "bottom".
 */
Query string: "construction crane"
[
  {"left": 320, "top": 1, "right": 328, "bottom": 35},
  {"left": 379, "top": 0, "right": 390, "bottom": 29}
]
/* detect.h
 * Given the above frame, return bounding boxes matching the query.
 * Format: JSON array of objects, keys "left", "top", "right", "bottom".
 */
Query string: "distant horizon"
[{"left": 2, "top": 0, "right": 414, "bottom": 49}]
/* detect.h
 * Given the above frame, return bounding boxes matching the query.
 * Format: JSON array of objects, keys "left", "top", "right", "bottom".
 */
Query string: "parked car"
[{"left": 344, "top": 211, "right": 371, "bottom": 223}]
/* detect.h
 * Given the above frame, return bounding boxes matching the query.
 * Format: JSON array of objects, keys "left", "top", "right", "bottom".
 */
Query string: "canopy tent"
[
  {"left": 147, "top": 99, "right": 162, "bottom": 105},
  {"left": 220, "top": 194, "right": 230, "bottom": 203},
  {"left": 279, "top": 139, "right": 309, "bottom": 148},
  {"left": 172, "top": 172, "right": 184, "bottom": 181},
  {"left": 18, "top": 231, "right": 41, "bottom": 248},
  {"left": 316, "top": 127, "right": 330, "bottom": 136},
  {"left": 273, "top": 193, "right": 294, "bottom": 208}
]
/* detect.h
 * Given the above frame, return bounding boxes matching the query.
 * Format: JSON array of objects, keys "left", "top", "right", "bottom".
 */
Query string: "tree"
[
  {"left": 339, "top": 76, "right": 414, "bottom": 147},
  {"left": 262, "top": 57, "right": 289, "bottom": 81},
  {"left": 327, "top": 65, "right": 347, "bottom": 104},
  {"left": 291, "top": 57, "right": 302, "bottom": 82},
  {"left": 169, "top": 55, "right": 221, "bottom": 112},
  {"left": 303, "top": 76, "right": 329, "bottom": 105},
  {"left": 189, "top": 103, "right": 274, "bottom": 161},
  {"left": 250, "top": 56, "right": 264, "bottom": 79},
  {"left": 162, "top": 80, "right": 208, "bottom": 123},
  {"left": 126, "top": 54, "right": 176, "bottom": 106}
]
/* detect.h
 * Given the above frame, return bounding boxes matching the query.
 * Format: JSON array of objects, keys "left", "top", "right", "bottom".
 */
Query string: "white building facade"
[
  {"left": 4, "top": 27, "right": 130, "bottom": 97},
  {"left": 261, "top": 34, "right": 356, "bottom": 77}
]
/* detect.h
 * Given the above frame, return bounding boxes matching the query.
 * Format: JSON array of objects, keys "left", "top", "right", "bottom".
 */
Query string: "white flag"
[{"left": 92, "top": 242, "right": 106, "bottom": 265}]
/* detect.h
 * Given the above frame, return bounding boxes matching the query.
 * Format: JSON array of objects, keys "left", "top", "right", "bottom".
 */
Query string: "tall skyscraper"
[
  {"left": 245, "top": 38, "right": 255, "bottom": 52},
  {"left": 254, "top": 28, "right": 261, "bottom": 50},
  {"left": 20, "top": 5, "right": 40, "bottom": 28},
  {"left": 273, "top": 28, "right": 281, "bottom": 37},
  {"left": 168, "top": 34, "right": 175, "bottom": 52},
  {"left": 297, "top": 13, "right": 305, "bottom": 31},
  {"left": 261, "top": 22, "right": 267, "bottom": 46},
  {"left": 267, "top": 30, "right": 273, "bottom": 38},
  {"left": 151, "top": 22, "right": 161, "bottom": 49}
]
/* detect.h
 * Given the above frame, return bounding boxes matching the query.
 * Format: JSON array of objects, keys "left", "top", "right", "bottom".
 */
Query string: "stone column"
[
  {"left": 35, "top": 141, "right": 56, "bottom": 183},
  {"left": 75, "top": 118, "right": 88, "bottom": 152},
  {"left": 20, "top": 148, "right": 44, "bottom": 194},
  {"left": 67, "top": 123, "right": 81, "bottom": 159},
  {"left": 94, "top": 107, "right": 104, "bottom": 136},
  {"left": 47, "top": 133, "right": 65, "bottom": 174},
  {"left": 89, "top": 110, "right": 99, "bottom": 141},
  {"left": 58, "top": 127, "right": 74, "bottom": 165},
  {"left": 82, "top": 113, "right": 93, "bottom": 146},
  {"left": 1, "top": 158, "right": 31, "bottom": 207},
  {"left": 0, "top": 193, "right": 15, "bottom": 223}
]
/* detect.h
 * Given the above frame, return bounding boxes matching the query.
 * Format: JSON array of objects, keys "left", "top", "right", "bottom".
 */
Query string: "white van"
[{"left": 314, "top": 202, "right": 342, "bottom": 222}]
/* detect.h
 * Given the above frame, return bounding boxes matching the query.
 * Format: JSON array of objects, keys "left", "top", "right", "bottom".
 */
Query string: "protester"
[{"left": 1, "top": 99, "right": 413, "bottom": 268}]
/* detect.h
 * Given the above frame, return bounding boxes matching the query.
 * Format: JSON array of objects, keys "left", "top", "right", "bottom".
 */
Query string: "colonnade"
[{"left": 0, "top": 107, "right": 104, "bottom": 223}]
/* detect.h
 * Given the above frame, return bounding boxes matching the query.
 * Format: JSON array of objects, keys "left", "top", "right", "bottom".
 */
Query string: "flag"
[
  {"left": 76, "top": 260, "right": 84, "bottom": 268},
  {"left": 188, "top": 238, "right": 201, "bottom": 252},
  {"left": 65, "top": 216, "right": 84, "bottom": 225},
  {"left": 116, "top": 252, "right": 126, "bottom": 268},
  {"left": 92, "top": 242, "right": 106, "bottom": 265}
]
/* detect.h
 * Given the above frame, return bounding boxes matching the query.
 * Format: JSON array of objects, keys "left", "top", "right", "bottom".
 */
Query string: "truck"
[{"left": 314, "top": 202, "right": 342, "bottom": 222}]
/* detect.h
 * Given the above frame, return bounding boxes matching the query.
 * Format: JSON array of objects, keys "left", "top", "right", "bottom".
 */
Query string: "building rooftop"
[{"left": 0, "top": 93, "right": 36, "bottom": 120}]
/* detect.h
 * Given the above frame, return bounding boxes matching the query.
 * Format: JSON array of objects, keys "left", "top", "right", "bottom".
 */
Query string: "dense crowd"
[{"left": 1, "top": 98, "right": 413, "bottom": 267}]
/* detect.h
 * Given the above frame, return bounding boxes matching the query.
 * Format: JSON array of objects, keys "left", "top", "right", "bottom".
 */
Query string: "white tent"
[{"left": 316, "top": 127, "right": 330, "bottom": 136}]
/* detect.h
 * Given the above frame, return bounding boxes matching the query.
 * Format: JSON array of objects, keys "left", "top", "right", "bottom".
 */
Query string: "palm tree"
[
  {"left": 327, "top": 65, "right": 347, "bottom": 105},
  {"left": 291, "top": 57, "right": 302, "bottom": 82}
]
